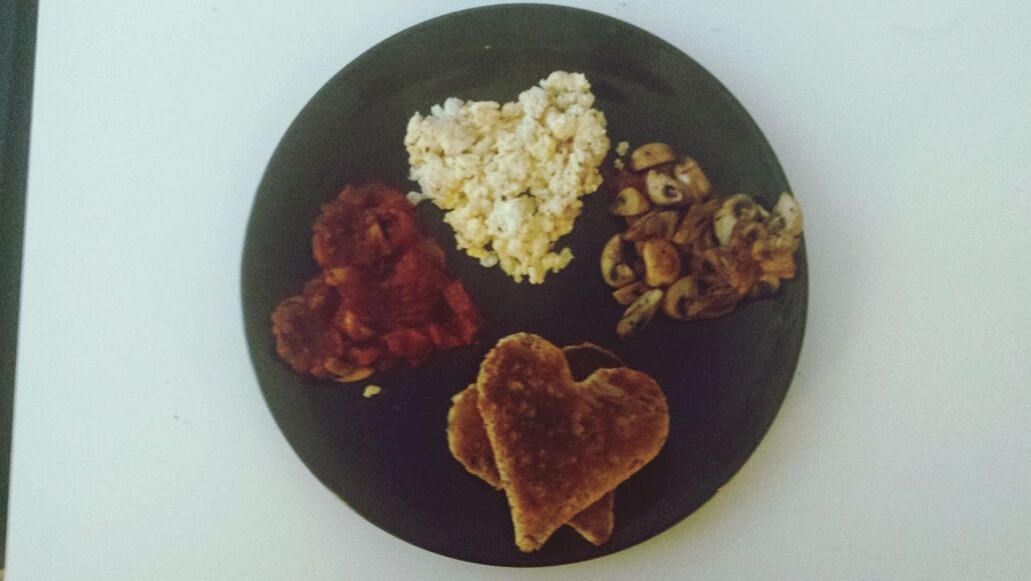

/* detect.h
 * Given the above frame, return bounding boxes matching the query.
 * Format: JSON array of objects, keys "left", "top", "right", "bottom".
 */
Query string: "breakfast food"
[
  {"left": 265, "top": 60, "right": 807, "bottom": 559},
  {"left": 448, "top": 343, "right": 624, "bottom": 545},
  {"left": 452, "top": 333, "right": 669, "bottom": 552},
  {"left": 602, "top": 143, "right": 804, "bottom": 336},
  {"left": 404, "top": 71, "right": 610, "bottom": 283},
  {"left": 271, "top": 183, "right": 481, "bottom": 380}
]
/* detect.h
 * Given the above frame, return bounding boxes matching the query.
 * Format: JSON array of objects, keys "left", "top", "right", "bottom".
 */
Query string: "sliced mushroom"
[
  {"left": 624, "top": 210, "right": 679, "bottom": 242},
  {"left": 735, "top": 221, "right": 768, "bottom": 245},
  {"left": 606, "top": 142, "right": 803, "bottom": 331},
  {"left": 616, "top": 289, "right": 663, "bottom": 338},
  {"left": 661, "top": 276, "right": 700, "bottom": 320},
  {"left": 630, "top": 142, "right": 675, "bottom": 171},
  {"left": 610, "top": 264, "right": 637, "bottom": 289},
  {"left": 641, "top": 239, "right": 681, "bottom": 287},
  {"left": 713, "top": 194, "right": 767, "bottom": 246},
  {"left": 702, "top": 246, "right": 763, "bottom": 297},
  {"left": 767, "top": 192, "right": 803, "bottom": 238},
  {"left": 756, "top": 248, "right": 797, "bottom": 280},
  {"left": 752, "top": 232, "right": 797, "bottom": 258},
  {"left": 333, "top": 366, "right": 375, "bottom": 383},
  {"left": 687, "top": 285, "right": 739, "bottom": 320},
  {"left": 672, "top": 156, "right": 712, "bottom": 202},
  {"left": 752, "top": 231, "right": 799, "bottom": 277},
  {"left": 631, "top": 257, "right": 646, "bottom": 278},
  {"left": 324, "top": 359, "right": 376, "bottom": 383},
  {"left": 610, "top": 186, "right": 652, "bottom": 216},
  {"left": 672, "top": 198, "right": 719, "bottom": 246},
  {"left": 645, "top": 170, "right": 686, "bottom": 206},
  {"left": 612, "top": 281, "right": 650, "bottom": 306},
  {"left": 691, "top": 248, "right": 725, "bottom": 287},
  {"left": 600, "top": 235, "right": 637, "bottom": 288},
  {"left": 324, "top": 358, "right": 354, "bottom": 377}
]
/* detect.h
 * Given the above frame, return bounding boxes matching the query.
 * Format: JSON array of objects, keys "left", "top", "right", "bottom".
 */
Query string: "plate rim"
[{"left": 240, "top": 2, "right": 808, "bottom": 567}]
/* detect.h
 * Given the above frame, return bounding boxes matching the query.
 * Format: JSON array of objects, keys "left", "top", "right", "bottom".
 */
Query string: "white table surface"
[{"left": 8, "top": 1, "right": 1031, "bottom": 579}]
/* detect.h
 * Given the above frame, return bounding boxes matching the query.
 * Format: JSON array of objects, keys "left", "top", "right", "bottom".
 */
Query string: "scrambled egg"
[{"left": 405, "top": 71, "right": 610, "bottom": 284}]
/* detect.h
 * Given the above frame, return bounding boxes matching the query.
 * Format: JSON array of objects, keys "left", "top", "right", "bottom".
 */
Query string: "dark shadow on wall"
[{"left": 0, "top": 0, "right": 39, "bottom": 569}]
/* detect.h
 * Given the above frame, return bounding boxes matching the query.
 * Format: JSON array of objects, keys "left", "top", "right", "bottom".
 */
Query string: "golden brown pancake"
[
  {"left": 475, "top": 333, "right": 669, "bottom": 552},
  {"left": 446, "top": 343, "right": 623, "bottom": 545}
]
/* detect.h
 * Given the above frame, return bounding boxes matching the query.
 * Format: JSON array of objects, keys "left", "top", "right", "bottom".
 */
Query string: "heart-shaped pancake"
[
  {"left": 447, "top": 343, "right": 623, "bottom": 545},
  {"left": 476, "top": 333, "right": 669, "bottom": 552}
]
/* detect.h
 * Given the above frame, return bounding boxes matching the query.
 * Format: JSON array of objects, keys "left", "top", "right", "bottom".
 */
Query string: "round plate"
[{"left": 242, "top": 4, "right": 806, "bottom": 567}]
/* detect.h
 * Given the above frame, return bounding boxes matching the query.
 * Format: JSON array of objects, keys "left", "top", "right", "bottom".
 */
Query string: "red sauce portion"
[{"left": 271, "top": 183, "right": 481, "bottom": 379}]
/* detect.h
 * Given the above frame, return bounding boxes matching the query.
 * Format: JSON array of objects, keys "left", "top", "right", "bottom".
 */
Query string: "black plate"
[{"left": 242, "top": 4, "right": 806, "bottom": 567}]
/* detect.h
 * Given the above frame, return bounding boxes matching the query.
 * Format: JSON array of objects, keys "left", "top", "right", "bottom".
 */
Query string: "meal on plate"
[
  {"left": 447, "top": 333, "right": 669, "bottom": 552},
  {"left": 601, "top": 143, "right": 804, "bottom": 337},
  {"left": 271, "top": 183, "right": 481, "bottom": 381},
  {"left": 404, "top": 71, "right": 610, "bottom": 284},
  {"left": 265, "top": 60, "right": 803, "bottom": 557}
]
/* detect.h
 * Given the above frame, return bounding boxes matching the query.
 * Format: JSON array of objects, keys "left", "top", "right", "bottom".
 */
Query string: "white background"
[{"left": 8, "top": 1, "right": 1031, "bottom": 579}]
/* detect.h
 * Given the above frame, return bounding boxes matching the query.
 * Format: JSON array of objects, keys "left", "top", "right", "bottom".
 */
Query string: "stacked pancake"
[{"left": 447, "top": 333, "right": 669, "bottom": 552}]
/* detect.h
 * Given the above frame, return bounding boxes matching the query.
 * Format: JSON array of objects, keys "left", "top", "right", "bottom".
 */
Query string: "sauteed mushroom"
[
  {"left": 661, "top": 276, "right": 700, "bottom": 320},
  {"left": 334, "top": 367, "right": 376, "bottom": 383},
  {"left": 714, "top": 194, "right": 768, "bottom": 246},
  {"left": 641, "top": 239, "right": 681, "bottom": 287},
  {"left": 645, "top": 170, "right": 686, "bottom": 206},
  {"left": 325, "top": 358, "right": 376, "bottom": 383},
  {"left": 601, "top": 235, "right": 637, "bottom": 288},
  {"left": 624, "top": 210, "right": 679, "bottom": 242},
  {"left": 687, "top": 285, "right": 739, "bottom": 320},
  {"left": 672, "top": 156, "right": 712, "bottom": 203},
  {"left": 616, "top": 289, "right": 663, "bottom": 338},
  {"left": 630, "top": 142, "right": 675, "bottom": 171},
  {"left": 603, "top": 142, "right": 804, "bottom": 336},
  {"left": 610, "top": 186, "right": 652, "bottom": 216},
  {"left": 612, "top": 281, "right": 650, "bottom": 306},
  {"left": 768, "top": 192, "right": 803, "bottom": 238}
]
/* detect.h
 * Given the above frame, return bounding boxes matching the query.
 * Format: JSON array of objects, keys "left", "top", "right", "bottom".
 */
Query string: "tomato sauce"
[{"left": 271, "top": 183, "right": 481, "bottom": 380}]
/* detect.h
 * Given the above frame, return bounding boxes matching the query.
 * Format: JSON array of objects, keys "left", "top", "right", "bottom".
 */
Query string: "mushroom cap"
[
  {"left": 610, "top": 186, "right": 652, "bottom": 217},
  {"left": 645, "top": 170, "right": 686, "bottom": 206},
  {"left": 672, "top": 156, "right": 712, "bottom": 202},
  {"left": 630, "top": 142, "right": 675, "bottom": 171},
  {"left": 641, "top": 239, "right": 682, "bottom": 287},
  {"left": 714, "top": 194, "right": 764, "bottom": 246},
  {"left": 600, "top": 234, "right": 638, "bottom": 288},
  {"left": 769, "top": 192, "right": 803, "bottom": 238},
  {"left": 661, "top": 276, "right": 700, "bottom": 320}
]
